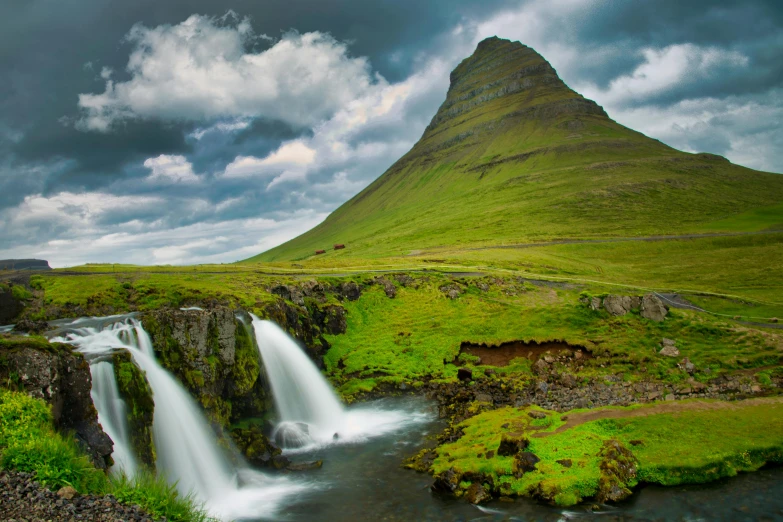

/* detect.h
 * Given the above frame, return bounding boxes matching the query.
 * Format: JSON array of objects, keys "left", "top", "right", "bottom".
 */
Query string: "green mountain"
[{"left": 249, "top": 37, "right": 783, "bottom": 262}]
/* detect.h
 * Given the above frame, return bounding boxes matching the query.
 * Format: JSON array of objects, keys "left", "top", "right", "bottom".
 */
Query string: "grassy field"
[{"left": 430, "top": 399, "right": 783, "bottom": 506}]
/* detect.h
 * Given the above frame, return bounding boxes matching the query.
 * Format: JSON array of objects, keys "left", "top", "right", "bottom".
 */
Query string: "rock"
[
  {"left": 664, "top": 393, "right": 675, "bottom": 401},
  {"left": 12, "top": 318, "right": 49, "bottom": 334},
  {"left": 603, "top": 295, "right": 633, "bottom": 316},
  {"left": 112, "top": 350, "right": 155, "bottom": 467},
  {"left": 457, "top": 367, "right": 473, "bottom": 381},
  {"left": 286, "top": 460, "right": 323, "bottom": 471},
  {"left": 432, "top": 468, "right": 460, "bottom": 493},
  {"left": 535, "top": 381, "right": 548, "bottom": 394},
  {"left": 338, "top": 281, "right": 362, "bottom": 301},
  {"left": 589, "top": 297, "right": 602, "bottom": 311},
  {"left": 560, "top": 374, "right": 577, "bottom": 389},
  {"left": 271, "top": 455, "right": 291, "bottom": 469},
  {"left": 474, "top": 392, "right": 493, "bottom": 404},
  {"left": 440, "top": 284, "right": 461, "bottom": 299},
  {"left": 373, "top": 277, "right": 397, "bottom": 298},
  {"left": 464, "top": 482, "right": 491, "bottom": 504},
  {"left": 679, "top": 357, "right": 695, "bottom": 374},
  {"left": 393, "top": 274, "right": 415, "bottom": 287},
  {"left": 57, "top": 486, "right": 78, "bottom": 500},
  {"left": 640, "top": 294, "right": 668, "bottom": 322},
  {"left": 556, "top": 459, "right": 572, "bottom": 468},
  {"left": 533, "top": 359, "right": 549, "bottom": 375},
  {"left": 574, "top": 351, "right": 583, "bottom": 360},
  {"left": 527, "top": 410, "right": 547, "bottom": 420},
  {"left": 231, "top": 425, "right": 283, "bottom": 468},
  {"left": 485, "top": 450, "right": 495, "bottom": 459},
  {"left": 477, "top": 282, "right": 490, "bottom": 292},
  {"left": 497, "top": 434, "right": 530, "bottom": 456},
  {"left": 662, "top": 338, "right": 676, "bottom": 347},
  {"left": 513, "top": 451, "right": 540, "bottom": 475},
  {"left": 0, "top": 338, "right": 113, "bottom": 469},
  {"left": 543, "top": 355, "right": 555, "bottom": 364},
  {"left": 629, "top": 440, "right": 644, "bottom": 446},
  {"left": 659, "top": 344, "right": 680, "bottom": 357},
  {"left": 751, "top": 385, "right": 762, "bottom": 393},
  {"left": 771, "top": 317, "right": 779, "bottom": 323}
]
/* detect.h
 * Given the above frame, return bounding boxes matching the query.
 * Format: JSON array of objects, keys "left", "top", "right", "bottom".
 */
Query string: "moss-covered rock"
[
  {"left": 112, "top": 349, "right": 155, "bottom": 468},
  {"left": 229, "top": 425, "right": 288, "bottom": 469},
  {"left": 142, "top": 308, "right": 267, "bottom": 428}
]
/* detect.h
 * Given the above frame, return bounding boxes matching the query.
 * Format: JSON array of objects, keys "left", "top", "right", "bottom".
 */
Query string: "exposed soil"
[
  {"left": 535, "top": 396, "right": 783, "bottom": 437},
  {"left": 458, "top": 340, "right": 590, "bottom": 366}
]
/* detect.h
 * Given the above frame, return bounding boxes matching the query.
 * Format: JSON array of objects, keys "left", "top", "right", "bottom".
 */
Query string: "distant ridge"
[
  {"left": 248, "top": 37, "right": 783, "bottom": 262},
  {"left": 0, "top": 259, "right": 52, "bottom": 271}
]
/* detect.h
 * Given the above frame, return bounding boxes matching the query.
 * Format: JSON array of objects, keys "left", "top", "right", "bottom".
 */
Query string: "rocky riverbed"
[{"left": 0, "top": 471, "right": 157, "bottom": 522}]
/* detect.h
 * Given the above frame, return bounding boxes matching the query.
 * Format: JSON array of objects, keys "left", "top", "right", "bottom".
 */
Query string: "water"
[
  {"left": 273, "top": 396, "right": 783, "bottom": 522},
  {"left": 89, "top": 361, "right": 138, "bottom": 477},
  {"left": 251, "top": 316, "right": 429, "bottom": 450},
  {"left": 51, "top": 316, "right": 304, "bottom": 521}
]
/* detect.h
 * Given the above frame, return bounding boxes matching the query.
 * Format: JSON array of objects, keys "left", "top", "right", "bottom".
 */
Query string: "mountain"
[{"left": 248, "top": 37, "right": 783, "bottom": 262}]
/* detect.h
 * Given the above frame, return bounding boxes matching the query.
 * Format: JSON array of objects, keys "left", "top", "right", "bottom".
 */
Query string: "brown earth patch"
[
  {"left": 459, "top": 340, "right": 590, "bottom": 367},
  {"left": 534, "top": 397, "right": 783, "bottom": 438}
]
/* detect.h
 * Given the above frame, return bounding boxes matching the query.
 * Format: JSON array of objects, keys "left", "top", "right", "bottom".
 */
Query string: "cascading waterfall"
[
  {"left": 51, "top": 316, "right": 303, "bottom": 521},
  {"left": 251, "top": 315, "right": 426, "bottom": 450},
  {"left": 89, "top": 361, "right": 138, "bottom": 478}
]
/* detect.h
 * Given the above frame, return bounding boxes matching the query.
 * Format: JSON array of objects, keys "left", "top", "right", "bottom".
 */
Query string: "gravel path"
[{"left": 0, "top": 471, "right": 157, "bottom": 522}]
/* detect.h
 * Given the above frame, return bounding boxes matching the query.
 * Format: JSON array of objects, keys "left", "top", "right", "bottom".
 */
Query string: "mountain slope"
[{"left": 248, "top": 37, "right": 783, "bottom": 262}]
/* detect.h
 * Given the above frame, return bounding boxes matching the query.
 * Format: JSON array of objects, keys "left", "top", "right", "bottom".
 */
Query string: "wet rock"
[
  {"left": 432, "top": 468, "right": 460, "bottom": 493},
  {"left": 286, "top": 460, "right": 323, "bottom": 471},
  {"left": 12, "top": 318, "right": 49, "bottom": 334},
  {"left": 457, "top": 367, "right": 473, "bottom": 381},
  {"left": 640, "top": 294, "right": 668, "bottom": 322},
  {"left": 231, "top": 425, "right": 284, "bottom": 468},
  {"left": 112, "top": 350, "right": 155, "bottom": 467},
  {"left": 497, "top": 434, "right": 529, "bottom": 456},
  {"left": 465, "top": 482, "right": 491, "bottom": 504}
]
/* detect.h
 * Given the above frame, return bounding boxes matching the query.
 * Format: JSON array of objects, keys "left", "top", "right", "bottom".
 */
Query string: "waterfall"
[
  {"left": 89, "top": 361, "right": 138, "bottom": 477},
  {"left": 250, "top": 315, "right": 421, "bottom": 450},
  {"left": 51, "top": 316, "right": 302, "bottom": 521}
]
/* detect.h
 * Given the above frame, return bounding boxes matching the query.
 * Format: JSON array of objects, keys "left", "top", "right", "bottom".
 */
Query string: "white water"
[
  {"left": 52, "top": 316, "right": 303, "bottom": 521},
  {"left": 89, "top": 361, "right": 138, "bottom": 477},
  {"left": 251, "top": 315, "right": 428, "bottom": 450}
]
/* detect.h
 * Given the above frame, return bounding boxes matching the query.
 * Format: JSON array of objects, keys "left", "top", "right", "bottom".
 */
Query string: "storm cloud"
[{"left": 1, "top": 0, "right": 781, "bottom": 266}]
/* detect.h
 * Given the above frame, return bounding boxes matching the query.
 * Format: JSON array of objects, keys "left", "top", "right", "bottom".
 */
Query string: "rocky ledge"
[{"left": 0, "top": 471, "right": 155, "bottom": 522}]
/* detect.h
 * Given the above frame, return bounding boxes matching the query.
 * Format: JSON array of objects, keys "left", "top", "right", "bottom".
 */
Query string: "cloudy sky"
[{"left": 1, "top": 0, "right": 781, "bottom": 267}]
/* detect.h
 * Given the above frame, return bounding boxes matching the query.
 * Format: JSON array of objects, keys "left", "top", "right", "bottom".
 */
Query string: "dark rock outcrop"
[
  {"left": 0, "top": 337, "right": 113, "bottom": 469},
  {"left": 143, "top": 308, "right": 264, "bottom": 426}
]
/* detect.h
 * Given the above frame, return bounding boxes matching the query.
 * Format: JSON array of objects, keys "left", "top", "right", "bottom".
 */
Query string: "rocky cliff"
[{"left": 0, "top": 336, "right": 113, "bottom": 469}]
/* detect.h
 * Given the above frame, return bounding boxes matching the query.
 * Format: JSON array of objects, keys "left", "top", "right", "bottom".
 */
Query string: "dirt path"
[{"left": 533, "top": 396, "right": 783, "bottom": 437}]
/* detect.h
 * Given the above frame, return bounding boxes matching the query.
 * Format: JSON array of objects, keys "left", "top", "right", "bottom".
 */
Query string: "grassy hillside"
[{"left": 248, "top": 37, "right": 783, "bottom": 263}]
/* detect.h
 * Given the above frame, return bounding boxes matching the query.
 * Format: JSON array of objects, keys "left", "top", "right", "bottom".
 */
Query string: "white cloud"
[
  {"left": 143, "top": 154, "right": 200, "bottom": 184},
  {"left": 577, "top": 44, "right": 749, "bottom": 107},
  {"left": 76, "top": 14, "right": 378, "bottom": 131}
]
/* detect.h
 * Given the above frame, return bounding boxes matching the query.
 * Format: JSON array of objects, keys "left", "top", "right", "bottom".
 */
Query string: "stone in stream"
[
  {"left": 465, "top": 482, "right": 491, "bottom": 504},
  {"left": 286, "top": 460, "right": 323, "bottom": 471}
]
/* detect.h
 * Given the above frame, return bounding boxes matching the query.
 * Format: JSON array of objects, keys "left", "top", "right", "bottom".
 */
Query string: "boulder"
[
  {"left": 603, "top": 295, "right": 632, "bottom": 316},
  {"left": 373, "top": 277, "right": 397, "bottom": 298},
  {"left": 338, "top": 281, "right": 362, "bottom": 301},
  {"left": 12, "top": 318, "right": 49, "bottom": 334},
  {"left": 659, "top": 339, "right": 680, "bottom": 357},
  {"left": 440, "top": 284, "right": 462, "bottom": 299},
  {"left": 432, "top": 468, "right": 460, "bottom": 494},
  {"left": 596, "top": 440, "right": 638, "bottom": 503},
  {"left": 679, "top": 357, "right": 695, "bottom": 374},
  {"left": 589, "top": 297, "right": 602, "bottom": 311},
  {"left": 527, "top": 410, "right": 547, "bottom": 420},
  {"left": 56, "top": 486, "right": 78, "bottom": 500},
  {"left": 640, "top": 294, "right": 668, "bottom": 322},
  {"left": 533, "top": 359, "right": 549, "bottom": 376},
  {"left": 286, "top": 460, "right": 323, "bottom": 471}
]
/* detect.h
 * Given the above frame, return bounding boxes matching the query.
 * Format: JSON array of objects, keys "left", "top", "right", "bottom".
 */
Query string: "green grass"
[
  {"left": 324, "top": 275, "right": 782, "bottom": 396},
  {"left": 432, "top": 400, "right": 783, "bottom": 505},
  {"left": 0, "top": 389, "right": 215, "bottom": 522}
]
